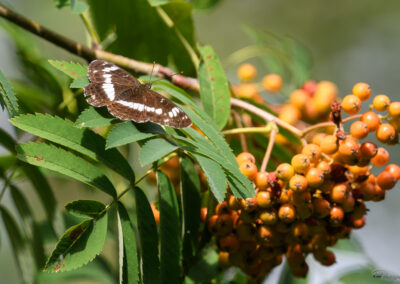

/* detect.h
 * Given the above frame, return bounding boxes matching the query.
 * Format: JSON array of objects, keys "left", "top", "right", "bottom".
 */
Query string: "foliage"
[{"left": 0, "top": 1, "right": 396, "bottom": 284}]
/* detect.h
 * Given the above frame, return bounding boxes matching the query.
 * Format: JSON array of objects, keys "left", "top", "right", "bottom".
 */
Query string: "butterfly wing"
[
  {"left": 84, "top": 60, "right": 140, "bottom": 107},
  {"left": 108, "top": 86, "right": 192, "bottom": 128}
]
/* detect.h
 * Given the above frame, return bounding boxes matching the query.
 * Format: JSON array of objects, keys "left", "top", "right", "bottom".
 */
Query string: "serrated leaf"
[
  {"left": 139, "top": 138, "right": 178, "bottom": 166},
  {"left": 106, "top": 121, "right": 165, "bottom": 149},
  {"left": 49, "top": 60, "right": 88, "bottom": 80},
  {"left": 191, "top": 154, "right": 226, "bottom": 202},
  {"left": 70, "top": 77, "right": 90, "bottom": 88},
  {"left": 0, "top": 206, "right": 35, "bottom": 284},
  {"left": 54, "top": 0, "right": 70, "bottom": 8},
  {"left": 71, "top": 0, "right": 88, "bottom": 13},
  {"left": 11, "top": 113, "right": 135, "bottom": 182},
  {"left": 76, "top": 107, "right": 118, "bottom": 128},
  {"left": 45, "top": 212, "right": 108, "bottom": 272},
  {"left": 38, "top": 259, "right": 115, "bottom": 284},
  {"left": 10, "top": 185, "right": 46, "bottom": 268},
  {"left": 134, "top": 187, "right": 160, "bottom": 283},
  {"left": 0, "top": 69, "right": 19, "bottom": 117},
  {"left": 157, "top": 171, "right": 181, "bottom": 284},
  {"left": 180, "top": 156, "right": 201, "bottom": 266},
  {"left": 117, "top": 202, "right": 140, "bottom": 284},
  {"left": 198, "top": 45, "right": 230, "bottom": 129},
  {"left": 66, "top": 200, "right": 106, "bottom": 218},
  {"left": 16, "top": 142, "right": 117, "bottom": 197}
]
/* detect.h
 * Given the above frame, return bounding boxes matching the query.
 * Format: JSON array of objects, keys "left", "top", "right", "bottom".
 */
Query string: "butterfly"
[{"left": 84, "top": 60, "right": 192, "bottom": 128}]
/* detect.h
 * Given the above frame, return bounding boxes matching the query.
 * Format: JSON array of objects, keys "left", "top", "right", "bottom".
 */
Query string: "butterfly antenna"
[{"left": 149, "top": 61, "right": 156, "bottom": 83}]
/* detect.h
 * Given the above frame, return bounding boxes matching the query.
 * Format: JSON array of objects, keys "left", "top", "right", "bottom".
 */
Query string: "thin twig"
[
  {"left": 301, "top": 121, "right": 335, "bottom": 137},
  {"left": 260, "top": 123, "right": 278, "bottom": 173},
  {"left": 230, "top": 98, "right": 302, "bottom": 137},
  {"left": 230, "top": 110, "right": 248, "bottom": 152},
  {"left": 222, "top": 125, "right": 275, "bottom": 136}
]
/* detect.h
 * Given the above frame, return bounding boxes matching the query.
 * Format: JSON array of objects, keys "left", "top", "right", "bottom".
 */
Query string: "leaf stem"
[
  {"left": 231, "top": 110, "right": 248, "bottom": 152},
  {"left": 79, "top": 12, "right": 100, "bottom": 45},
  {"left": 0, "top": 167, "right": 17, "bottom": 202},
  {"left": 222, "top": 125, "right": 274, "bottom": 136},
  {"left": 260, "top": 123, "right": 278, "bottom": 172}
]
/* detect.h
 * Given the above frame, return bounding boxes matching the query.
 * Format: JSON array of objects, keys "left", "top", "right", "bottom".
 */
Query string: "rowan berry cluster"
[{"left": 207, "top": 78, "right": 400, "bottom": 281}]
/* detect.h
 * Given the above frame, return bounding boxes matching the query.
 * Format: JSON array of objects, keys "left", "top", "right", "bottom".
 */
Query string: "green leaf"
[
  {"left": 66, "top": 200, "right": 106, "bottom": 218},
  {"left": 198, "top": 45, "right": 230, "bottom": 129},
  {"left": 48, "top": 60, "right": 88, "bottom": 80},
  {"left": 38, "top": 259, "right": 115, "bottom": 284},
  {"left": 157, "top": 171, "right": 181, "bottom": 284},
  {"left": 0, "top": 69, "right": 19, "bottom": 117},
  {"left": 45, "top": 212, "right": 108, "bottom": 272},
  {"left": 10, "top": 185, "right": 46, "bottom": 268},
  {"left": 180, "top": 156, "right": 201, "bottom": 267},
  {"left": 117, "top": 202, "right": 140, "bottom": 284},
  {"left": 106, "top": 121, "right": 165, "bottom": 149},
  {"left": 139, "top": 138, "right": 178, "bottom": 166},
  {"left": 88, "top": 0, "right": 196, "bottom": 75},
  {"left": 191, "top": 154, "right": 226, "bottom": 202},
  {"left": 0, "top": 206, "right": 35, "bottom": 284},
  {"left": 187, "top": 245, "right": 218, "bottom": 283},
  {"left": 54, "top": 0, "right": 70, "bottom": 8},
  {"left": 21, "top": 163, "right": 65, "bottom": 237},
  {"left": 16, "top": 142, "right": 117, "bottom": 197},
  {"left": 134, "top": 187, "right": 160, "bottom": 283},
  {"left": 76, "top": 107, "right": 118, "bottom": 128},
  {"left": 71, "top": 0, "right": 88, "bottom": 13},
  {"left": 190, "top": 0, "right": 222, "bottom": 10},
  {"left": 11, "top": 113, "right": 135, "bottom": 182}
]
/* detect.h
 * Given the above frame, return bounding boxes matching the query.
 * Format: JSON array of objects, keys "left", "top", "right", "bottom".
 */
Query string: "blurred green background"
[{"left": 1, "top": 0, "right": 400, "bottom": 283}]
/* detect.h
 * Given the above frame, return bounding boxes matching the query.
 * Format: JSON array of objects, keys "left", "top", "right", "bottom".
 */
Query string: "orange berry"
[
  {"left": 350, "top": 121, "right": 369, "bottom": 140},
  {"left": 321, "top": 135, "right": 338, "bottom": 154},
  {"left": 236, "top": 152, "right": 256, "bottom": 165},
  {"left": 215, "top": 214, "right": 233, "bottom": 236},
  {"left": 218, "top": 251, "right": 230, "bottom": 268},
  {"left": 342, "top": 193, "right": 355, "bottom": 212},
  {"left": 237, "top": 63, "right": 257, "bottom": 81},
  {"left": 317, "top": 161, "right": 331, "bottom": 177},
  {"left": 236, "top": 83, "right": 259, "bottom": 99},
  {"left": 259, "top": 208, "right": 277, "bottom": 225},
  {"left": 330, "top": 183, "right": 349, "bottom": 204},
  {"left": 312, "top": 133, "right": 327, "bottom": 146},
  {"left": 276, "top": 163, "right": 295, "bottom": 181},
  {"left": 150, "top": 203, "right": 160, "bottom": 225},
  {"left": 389, "top": 102, "right": 400, "bottom": 117},
  {"left": 377, "top": 171, "right": 396, "bottom": 190},
  {"left": 257, "top": 225, "right": 274, "bottom": 242},
  {"left": 255, "top": 172, "right": 269, "bottom": 190},
  {"left": 306, "top": 168, "right": 324, "bottom": 188},
  {"left": 302, "top": 80, "right": 318, "bottom": 95},
  {"left": 278, "top": 203, "right": 296, "bottom": 223},
  {"left": 290, "top": 89, "right": 309, "bottom": 109},
  {"left": 279, "top": 104, "right": 300, "bottom": 125},
  {"left": 376, "top": 123, "right": 396, "bottom": 144},
  {"left": 219, "top": 234, "right": 240, "bottom": 252},
  {"left": 341, "top": 94, "right": 362, "bottom": 115},
  {"left": 313, "top": 198, "right": 331, "bottom": 218},
  {"left": 352, "top": 216, "right": 366, "bottom": 229},
  {"left": 200, "top": 208, "right": 208, "bottom": 223},
  {"left": 216, "top": 201, "right": 230, "bottom": 215},
  {"left": 236, "top": 221, "right": 256, "bottom": 241},
  {"left": 352, "top": 202, "right": 366, "bottom": 219},
  {"left": 302, "top": 144, "right": 322, "bottom": 163},
  {"left": 352, "top": 82, "right": 371, "bottom": 101},
  {"left": 338, "top": 137, "right": 360, "bottom": 158},
  {"left": 359, "top": 141, "right": 378, "bottom": 160},
  {"left": 292, "top": 223, "right": 310, "bottom": 241},
  {"left": 289, "top": 174, "right": 308, "bottom": 192},
  {"left": 373, "top": 185, "right": 386, "bottom": 201},
  {"left": 314, "top": 249, "right": 336, "bottom": 266},
  {"left": 361, "top": 111, "right": 381, "bottom": 131},
  {"left": 329, "top": 206, "right": 344, "bottom": 226},
  {"left": 207, "top": 215, "right": 219, "bottom": 233},
  {"left": 227, "top": 195, "right": 240, "bottom": 210},
  {"left": 373, "top": 94, "right": 390, "bottom": 112},
  {"left": 262, "top": 73, "right": 283, "bottom": 92},
  {"left": 385, "top": 164, "right": 400, "bottom": 180},
  {"left": 278, "top": 189, "right": 293, "bottom": 204},
  {"left": 256, "top": 191, "right": 272, "bottom": 208},
  {"left": 360, "top": 182, "right": 376, "bottom": 201},
  {"left": 371, "top": 147, "right": 389, "bottom": 166},
  {"left": 291, "top": 154, "right": 310, "bottom": 174},
  {"left": 313, "top": 81, "right": 338, "bottom": 113}
]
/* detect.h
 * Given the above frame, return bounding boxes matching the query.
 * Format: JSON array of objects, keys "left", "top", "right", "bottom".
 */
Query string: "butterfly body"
[{"left": 84, "top": 60, "right": 192, "bottom": 128}]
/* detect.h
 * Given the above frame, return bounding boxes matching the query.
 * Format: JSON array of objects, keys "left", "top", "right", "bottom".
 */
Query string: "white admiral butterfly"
[{"left": 84, "top": 60, "right": 192, "bottom": 128}]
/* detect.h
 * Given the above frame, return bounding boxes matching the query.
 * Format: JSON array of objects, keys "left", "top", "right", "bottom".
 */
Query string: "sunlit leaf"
[
  {"left": 16, "top": 142, "right": 117, "bottom": 197},
  {"left": 75, "top": 107, "right": 118, "bottom": 128},
  {"left": 45, "top": 213, "right": 108, "bottom": 272},
  {"left": 139, "top": 138, "right": 178, "bottom": 166}
]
